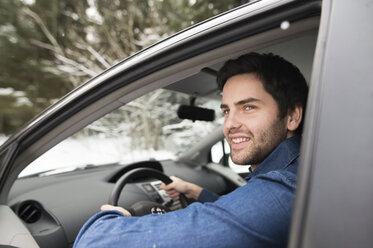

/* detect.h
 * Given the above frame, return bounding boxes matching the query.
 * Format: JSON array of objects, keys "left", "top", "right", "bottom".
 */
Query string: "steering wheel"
[{"left": 109, "top": 167, "right": 188, "bottom": 216}]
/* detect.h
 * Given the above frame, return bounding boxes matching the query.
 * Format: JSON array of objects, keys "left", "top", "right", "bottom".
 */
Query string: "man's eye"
[
  {"left": 222, "top": 109, "right": 229, "bottom": 115},
  {"left": 245, "top": 105, "right": 255, "bottom": 111}
]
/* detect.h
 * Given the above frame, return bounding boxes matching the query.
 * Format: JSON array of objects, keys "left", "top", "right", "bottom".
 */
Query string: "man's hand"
[
  {"left": 160, "top": 176, "right": 202, "bottom": 200},
  {"left": 101, "top": 204, "right": 131, "bottom": 216}
]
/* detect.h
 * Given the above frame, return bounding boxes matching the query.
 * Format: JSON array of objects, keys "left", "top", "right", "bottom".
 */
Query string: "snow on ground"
[
  {"left": 0, "top": 134, "right": 177, "bottom": 178},
  {"left": 0, "top": 136, "right": 6, "bottom": 146},
  {"left": 19, "top": 136, "right": 175, "bottom": 177},
  {"left": 1, "top": 132, "right": 248, "bottom": 177}
]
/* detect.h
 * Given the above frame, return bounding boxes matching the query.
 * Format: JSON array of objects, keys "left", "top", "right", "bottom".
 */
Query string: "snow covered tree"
[{"left": 0, "top": 0, "right": 246, "bottom": 136}]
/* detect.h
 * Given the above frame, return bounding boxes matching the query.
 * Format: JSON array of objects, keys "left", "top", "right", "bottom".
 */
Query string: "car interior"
[{"left": 4, "top": 12, "right": 320, "bottom": 248}]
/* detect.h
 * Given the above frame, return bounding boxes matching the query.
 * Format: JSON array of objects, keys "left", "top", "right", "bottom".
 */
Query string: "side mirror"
[{"left": 177, "top": 105, "right": 215, "bottom": 122}]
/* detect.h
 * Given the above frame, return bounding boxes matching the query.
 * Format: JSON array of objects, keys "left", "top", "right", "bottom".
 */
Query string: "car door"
[
  {"left": 0, "top": 0, "right": 327, "bottom": 247},
  {"left": 289, "top": 1, "right": 373, "bottom": 248}
]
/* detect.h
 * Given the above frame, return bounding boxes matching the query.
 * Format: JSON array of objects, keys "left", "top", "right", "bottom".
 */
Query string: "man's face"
[{"left": 221, "top": 73, "right": 289, "bottom": 167}]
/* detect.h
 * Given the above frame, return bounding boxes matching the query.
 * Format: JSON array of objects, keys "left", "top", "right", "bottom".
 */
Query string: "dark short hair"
[{"left": 217, "top": 52, "right": 308, "bottom": 134}]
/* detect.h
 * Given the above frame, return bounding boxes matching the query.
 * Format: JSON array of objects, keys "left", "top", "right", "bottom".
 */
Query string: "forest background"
[{"left": 0, "top": 0, "right": 246, "bottom": 138}]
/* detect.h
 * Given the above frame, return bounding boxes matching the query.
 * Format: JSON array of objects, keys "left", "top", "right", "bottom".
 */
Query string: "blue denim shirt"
[{"left": 74, "top": 136, "right": 300, "bottom": 248}]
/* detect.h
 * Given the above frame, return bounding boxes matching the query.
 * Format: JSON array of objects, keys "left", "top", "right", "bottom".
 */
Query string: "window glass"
[{"left": 19, "top": 88, "right": 223, "bottom": 177}]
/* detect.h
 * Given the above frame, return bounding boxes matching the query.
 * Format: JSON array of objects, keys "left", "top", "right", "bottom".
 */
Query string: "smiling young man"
[{"left": 74, "top": 53, "right": 308, "bottom": 248}]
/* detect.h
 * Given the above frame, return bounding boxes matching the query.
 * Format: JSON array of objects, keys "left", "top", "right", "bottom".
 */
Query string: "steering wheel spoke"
[{"left": 109, "top": 167, "right": 188, "bottom": 216}]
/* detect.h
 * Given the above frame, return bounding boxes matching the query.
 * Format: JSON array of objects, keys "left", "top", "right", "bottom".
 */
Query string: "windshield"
[{"left": 19, "top": 88, "right": 223, "bottom": 177}]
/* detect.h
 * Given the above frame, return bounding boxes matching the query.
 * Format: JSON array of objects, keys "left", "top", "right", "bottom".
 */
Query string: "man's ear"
[{"left": 287, "top": 105, "right": 303, "bottom": 132}]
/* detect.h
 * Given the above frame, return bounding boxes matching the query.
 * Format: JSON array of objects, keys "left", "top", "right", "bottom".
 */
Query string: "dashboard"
[{"left": 7, "top": 160, "right": 234, "bottom": 247}]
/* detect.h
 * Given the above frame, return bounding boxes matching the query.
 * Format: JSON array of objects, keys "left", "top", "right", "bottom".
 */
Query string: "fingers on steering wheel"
[{"left": 101, "top": 204, "right": 132, "bottom": 216}]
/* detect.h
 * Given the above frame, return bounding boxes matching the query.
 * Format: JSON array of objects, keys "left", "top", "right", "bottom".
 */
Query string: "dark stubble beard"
[{"left": 230, "top": 117, "right": 288, "bottom": 166}]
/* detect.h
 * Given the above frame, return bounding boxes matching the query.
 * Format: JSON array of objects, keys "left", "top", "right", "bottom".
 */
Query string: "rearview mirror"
[{"left": 177, "top": 105, "right": 215, "bottom": 122}]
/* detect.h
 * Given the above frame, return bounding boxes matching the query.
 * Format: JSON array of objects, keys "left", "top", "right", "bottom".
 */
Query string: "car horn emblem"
[{"left": 151, "top": 207, "right": 166, "bottom": 215}]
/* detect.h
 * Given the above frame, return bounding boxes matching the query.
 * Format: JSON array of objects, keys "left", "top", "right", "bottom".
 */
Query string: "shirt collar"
[{"left": 245, "top": 135, "right": 301, "bottom": 180}]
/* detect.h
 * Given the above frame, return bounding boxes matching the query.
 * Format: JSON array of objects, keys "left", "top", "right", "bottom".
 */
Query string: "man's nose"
[{"left": 224, "top": 111, "right": 242, "bottom": 130}]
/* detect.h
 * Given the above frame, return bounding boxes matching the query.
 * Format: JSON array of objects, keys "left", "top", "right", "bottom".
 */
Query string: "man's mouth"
[{"left": 231, "top": 137, "right": 250, "bottom": 144}]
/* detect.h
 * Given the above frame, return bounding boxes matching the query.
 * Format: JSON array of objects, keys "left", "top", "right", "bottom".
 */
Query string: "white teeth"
[{"left": 232, "top": 137, "right": 249, "bottom": 143}]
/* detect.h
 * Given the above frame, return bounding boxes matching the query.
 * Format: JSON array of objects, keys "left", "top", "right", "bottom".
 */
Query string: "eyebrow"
[{"left": 220, "top": 97, "right": 262, "bottom": 109}]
